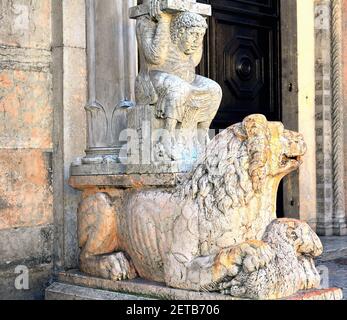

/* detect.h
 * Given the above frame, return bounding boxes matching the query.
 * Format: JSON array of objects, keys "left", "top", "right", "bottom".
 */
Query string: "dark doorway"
[
  {"left": 199, "top": 0, "right": 281, "bottom": 129},
  {"left": 198, "top": 0, "right": 283, "bottom": 216}
]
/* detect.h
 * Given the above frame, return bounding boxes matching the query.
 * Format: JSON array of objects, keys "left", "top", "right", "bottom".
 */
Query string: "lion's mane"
[{"left": 177, "top": 115, "right": 271, "bottom": 219}]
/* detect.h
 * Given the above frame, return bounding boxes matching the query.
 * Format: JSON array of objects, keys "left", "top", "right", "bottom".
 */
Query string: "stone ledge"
[
  {"left": 45, "top": 282, "right": 149, "bottom": 300},
  {"left": 69, "top": 173, "right": 185, "bottom": 190},
  {"left": 56, "top": 270, "right": 343, "bottom": 300},
  {"left": 70, "top": 162, "right": 194, "bottom": 176},
  {"left": 129, "top": 0, "right": 212, "bottom": 19}
]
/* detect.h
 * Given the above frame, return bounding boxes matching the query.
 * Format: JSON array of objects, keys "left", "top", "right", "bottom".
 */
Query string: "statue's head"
[{"left": 170, "top": 12, "right": 208, "bottom": 55}]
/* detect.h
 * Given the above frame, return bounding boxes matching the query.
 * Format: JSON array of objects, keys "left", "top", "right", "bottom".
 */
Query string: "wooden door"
[{"left": 199, "top": 0, "right": 281, "bottom": 129}]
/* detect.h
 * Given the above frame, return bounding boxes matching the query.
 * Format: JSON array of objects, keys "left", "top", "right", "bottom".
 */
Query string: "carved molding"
[{"left": 330, "top": 0, "right": 347, "bottom": 234}]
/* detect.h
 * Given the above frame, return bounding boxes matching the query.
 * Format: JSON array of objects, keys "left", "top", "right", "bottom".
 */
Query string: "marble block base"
[
  {"left": 69, "top": 173, "right": 184, "bottom": 191},
  {"left": 70, "top": 162, "right": 195, "bottom": 176},
  {"left": 48, "top": 271, "right": 343, "bottom": 301}
]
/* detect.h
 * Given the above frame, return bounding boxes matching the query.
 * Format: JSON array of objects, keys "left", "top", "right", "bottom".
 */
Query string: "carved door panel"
[{"left": 199, "top": 0, "right": 281, "bottom": 129}]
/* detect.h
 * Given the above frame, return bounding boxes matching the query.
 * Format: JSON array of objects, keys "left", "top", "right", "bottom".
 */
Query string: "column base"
[
  {"left": 316, "top": 223, "right": 334, "bottom": 236},
  {"left": 81, "top": 148, "right": 120, "bottom": 165},
  {"left": 333, "top": 224, "right": 347, "bottom": 236}
]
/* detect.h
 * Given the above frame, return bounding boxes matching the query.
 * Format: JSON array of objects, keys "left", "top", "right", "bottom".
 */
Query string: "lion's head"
[
  {"left": 263, "top": 218, "right": 323, "bottom": 258},
  {"left": 179, "top": 114, "right": 307, "bottom": 217}
]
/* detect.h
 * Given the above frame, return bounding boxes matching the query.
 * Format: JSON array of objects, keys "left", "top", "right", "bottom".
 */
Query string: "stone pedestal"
[
  {"left": 68, "top": 0, "right": 333, "bottom": 301},
  {"left": 127, "top": 104, "right": 202, "bottom": 171},
  {"left": 69, "top": 114, "right": 332, "bottom": 300},
  {"left": 46, "top": 271, "right": 343, "bottom": 300}
]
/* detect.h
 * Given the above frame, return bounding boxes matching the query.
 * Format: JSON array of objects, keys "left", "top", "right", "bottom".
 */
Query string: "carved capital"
[{"left": 129, "top": 0, "right": 211, "bottom": 19}]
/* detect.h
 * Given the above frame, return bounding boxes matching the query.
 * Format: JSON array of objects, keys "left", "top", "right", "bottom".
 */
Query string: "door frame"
[{"left": 280, "top": 0, "right": 316, "bottom": 225}]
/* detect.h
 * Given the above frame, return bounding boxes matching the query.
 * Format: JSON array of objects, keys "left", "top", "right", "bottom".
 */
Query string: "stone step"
[
  {"left": 45, "top": 282, "right": 150, "bottom": 300},
  {"left": 318, "top": 236, "right": 347, "bottom": 262},
  {"left": 49, "top": 271, "right": 343, "bottom": 300}
]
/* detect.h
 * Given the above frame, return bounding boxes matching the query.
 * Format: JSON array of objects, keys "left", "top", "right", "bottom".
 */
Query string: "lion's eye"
[{"left": 291, "top": 232, "right": 299, "bottom": 241}]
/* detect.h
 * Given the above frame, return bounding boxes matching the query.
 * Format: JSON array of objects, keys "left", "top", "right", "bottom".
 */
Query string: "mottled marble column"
[{"left": 84, "top": 0, "right": 137, "bottom": 164}]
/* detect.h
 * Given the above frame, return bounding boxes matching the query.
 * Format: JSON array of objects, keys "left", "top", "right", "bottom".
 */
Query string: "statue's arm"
[{"left": 137, "top": 16, "right": 171, "bottom": 65}]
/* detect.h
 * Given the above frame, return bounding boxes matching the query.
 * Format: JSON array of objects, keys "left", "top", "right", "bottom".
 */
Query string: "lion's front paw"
[
  {"left": 99, "top": 252, "right": 137, "bottom": 281},
  {"left": 239, "top": 240, "right": 274, "bottom": 273},
  {"left": 214, "top": 240, "right": 273, "bottom": 281}
]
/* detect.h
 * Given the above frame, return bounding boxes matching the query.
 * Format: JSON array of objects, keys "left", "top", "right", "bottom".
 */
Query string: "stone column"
[
  {"left": 83, "top": 0, "right": 137, "bottom": 164},
  {"left": 330, "top": 0, "right": 347, "bottom": 235},
  {"left": 314, "top": 0, "right": 334, "bottom": 235},
  {"left": 314, "top": 0, "right": 347, "bottom": 235},
  {"left": 52, "top": 0, "right": 87, "bottom": 269}
]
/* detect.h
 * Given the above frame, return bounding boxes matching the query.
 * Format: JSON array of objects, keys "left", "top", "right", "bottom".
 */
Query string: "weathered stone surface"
[
  {"left": 59, "top": 46, "right": 87, "bottom": 268},
  {"left": 51, "top": 0, "right": 88, "bottom": 270},
  {"left": 0, "top": 0, "right": 54, "bottom": 301},
  {"left": 61, "top": 0, "right": 86, "bottom": 48},
  {"left": 219, "top": 219, "right": 322, "bottom": 299},
  {"left": 0, "top": 0, "right": 51, "bottom": 50},
  {"left": 60, "top": 46, "right": 87, "bottom": 269},
  {"left": 0, "top": 69, "right": 53, "bottom": 149},
  {"left": 70, "top": 161, "right": 194, "bottom": 176},
  {"left": 69, "top": 173, "right": 184, "bottom": 190},
  {"left": 343, "top": 0, "right": 347, "bottom": 225},
  {"left": 0, "top": 264, "right": 52, "bottom": 300},
  {"left": 0, "top": 46, "right": 51, "bottom": 73},
  {"left": 129, "top": 0, "right": 212, "bottom": 19},
  {"left": 55, "top": 271, "right": 343, "bottom": 300},
  {"left": 74, "top": 114, "right": 324, "bottom": 299},
  {"left": 285, "top": 287, "right": 343, "bottom": 300},
  {"left": 0, "top": 150, "right": 53, "bottom": 230},
  {"left": 45, "top": 282, "right": 149, "bottom": 300},
  {"left": 0, "top": 225, "right": 53, "bottom": 268},
  {"left": 58, "top": 270, "right": 243, "bottom": 300}
]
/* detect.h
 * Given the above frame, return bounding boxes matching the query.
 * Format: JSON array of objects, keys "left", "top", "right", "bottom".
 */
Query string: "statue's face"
[{"left": 178, "top": 27, "right": 206, "bottom": 55}]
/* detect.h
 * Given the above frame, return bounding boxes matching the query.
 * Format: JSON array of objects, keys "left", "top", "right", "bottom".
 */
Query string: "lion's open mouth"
[{"left": 281, "top": 155, "right": 302, "bottom": 167}]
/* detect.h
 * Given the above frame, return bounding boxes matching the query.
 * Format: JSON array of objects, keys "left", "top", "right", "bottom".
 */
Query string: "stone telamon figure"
[{"left": 135, "top": 0, "right": 222, "bottom": 155}]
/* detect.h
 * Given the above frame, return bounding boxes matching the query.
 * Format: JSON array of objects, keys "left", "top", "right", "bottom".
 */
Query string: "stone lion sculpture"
[
  {"left": 78, "top": 114, "right": 320, "bottom": 299},
  {"left": 219, "top": 218, "right": 323, "bottom": 299}
]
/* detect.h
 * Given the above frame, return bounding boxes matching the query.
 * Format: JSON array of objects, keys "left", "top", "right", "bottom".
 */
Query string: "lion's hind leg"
[{"left": 78, "top": 193, "right": 137, "bottom": 281}]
